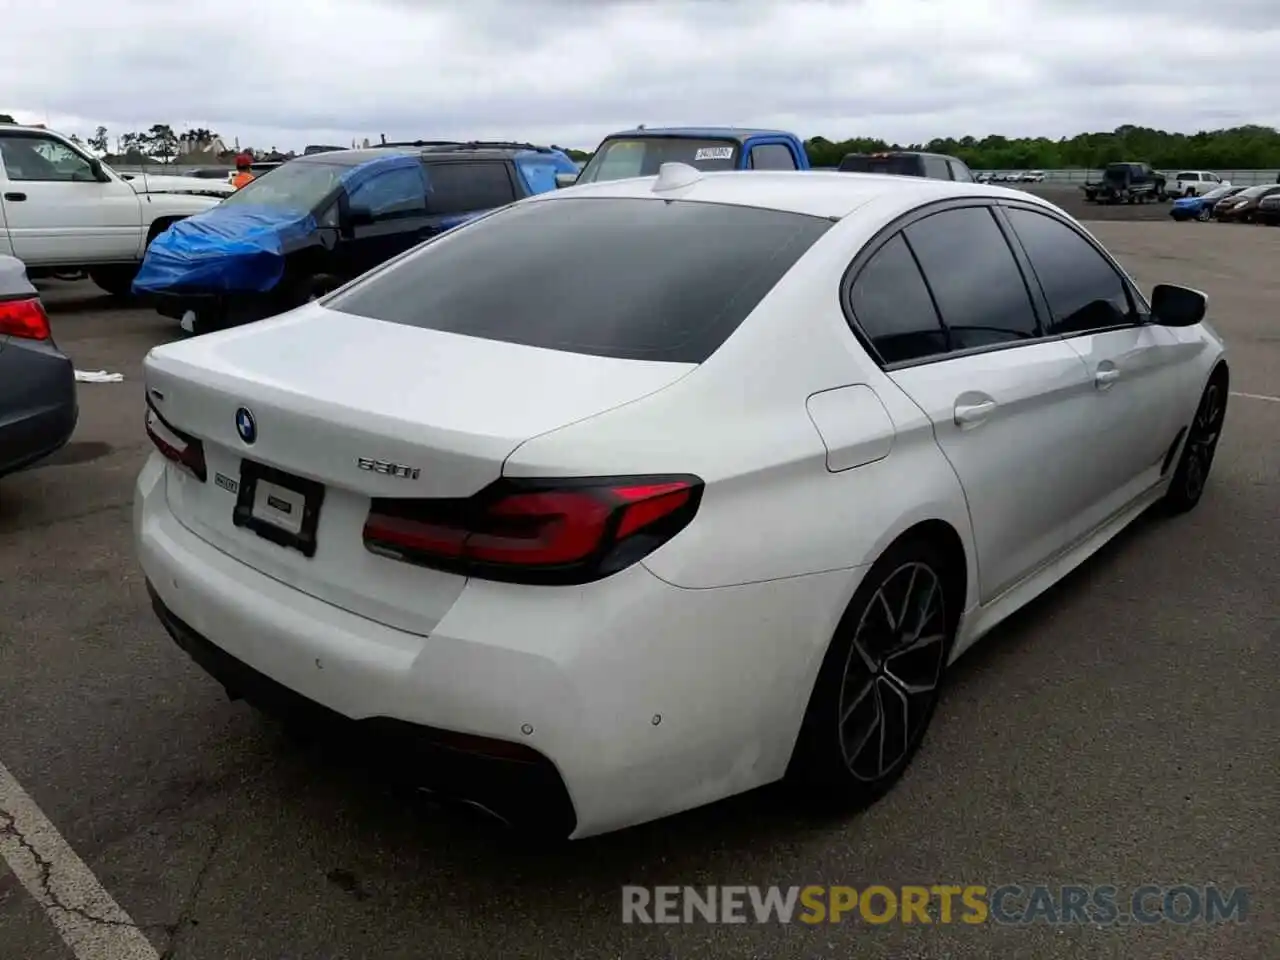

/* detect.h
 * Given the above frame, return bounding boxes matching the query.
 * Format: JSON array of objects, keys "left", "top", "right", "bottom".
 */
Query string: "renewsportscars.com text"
[{"left": 621, "top": 884, "right": 1249, "bottom": 926}]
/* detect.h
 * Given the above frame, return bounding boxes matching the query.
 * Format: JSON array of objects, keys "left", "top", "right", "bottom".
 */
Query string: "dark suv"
[
  {"left": 136, "top": 143, "right": 577, "bottom": 333},
  {"left": 837, "top": 151, "right": 974, "bottom": 182}
]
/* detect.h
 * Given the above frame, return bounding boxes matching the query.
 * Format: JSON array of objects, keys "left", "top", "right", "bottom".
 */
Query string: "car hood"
[
  {"left": 132, "top": 204, "right": 319, "bottom": 295},
  {"left": 122, "top": 173, "right": 234, "bottom": 198}
]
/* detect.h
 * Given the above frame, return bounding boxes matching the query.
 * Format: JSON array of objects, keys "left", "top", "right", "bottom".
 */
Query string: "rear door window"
[
  {"left": 748, "top": 144, "right": 798, "bottom": 170},
  {"left": 922, "top": 156, "right": 951, "bottom": 180},
  {"left": 904, "top": 206, "right": 1041, "bottom": 349},
  {"left": 847, "top": 234, "right": 947, "bottom": 364},
  {"left": 328, "top": 197, "right": 832, "bottom": 363},
  {"left": 425, "top": 161, "right": 518, "bottom": 215}
]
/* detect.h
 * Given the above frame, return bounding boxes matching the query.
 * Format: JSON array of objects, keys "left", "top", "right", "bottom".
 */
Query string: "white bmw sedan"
[{"left": 135, "top": 165, "right": 1228, "bottom": 839}]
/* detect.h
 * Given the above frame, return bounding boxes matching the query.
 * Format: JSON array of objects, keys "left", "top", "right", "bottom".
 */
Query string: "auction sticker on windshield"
[{"left": 694, "top": 146, "right": 734, "bottom": 161}]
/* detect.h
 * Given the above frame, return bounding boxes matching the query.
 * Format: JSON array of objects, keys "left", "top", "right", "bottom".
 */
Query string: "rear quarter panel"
[{"left": 502, "top": 211, "right": 976, "bottom": 595}]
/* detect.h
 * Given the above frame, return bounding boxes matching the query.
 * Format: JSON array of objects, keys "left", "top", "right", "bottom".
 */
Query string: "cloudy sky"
[{"left": 1, "top": 0, "right": 1276, "bottom": 153}]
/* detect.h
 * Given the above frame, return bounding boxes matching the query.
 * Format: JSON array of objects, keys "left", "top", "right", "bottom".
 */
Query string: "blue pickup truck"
[{"left": 567, "top": 127, "right": 811, "bottom": 186}]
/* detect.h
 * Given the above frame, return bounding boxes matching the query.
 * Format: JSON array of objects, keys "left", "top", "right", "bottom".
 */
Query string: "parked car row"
[{"left": 1169, "top": 182, "right": 1280, "bottom": 223}]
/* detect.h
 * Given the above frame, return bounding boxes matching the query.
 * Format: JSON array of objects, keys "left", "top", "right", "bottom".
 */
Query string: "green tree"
[
  {"left": 0, "top": 113, "right": 15, "bottom": 124},
  {"left": 87, "top": 125, "right": 109, "bottom": 153},
  {"left": 144, "top": 123, "right": 179, "bottom": 163},
  {"left": 802, "top": 124, "right": 1280, "bottom": 170}
]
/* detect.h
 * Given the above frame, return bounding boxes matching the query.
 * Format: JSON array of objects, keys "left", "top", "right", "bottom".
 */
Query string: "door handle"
[
  {"left": 3, "top": 192, "right": 26, "bottom": 201},
  {"left": 954, "top": 399, "right": 996, "bottom": 426},
  {"left": 1095, "top": 368, "right": 1121, "bottom": 388}
]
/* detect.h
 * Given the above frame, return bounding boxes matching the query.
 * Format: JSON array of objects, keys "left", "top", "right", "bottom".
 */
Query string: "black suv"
[
  {"left": 139, "top": 142, "right": 576, "bottom": 333},
  {"left": 837, "top": 151, "right": 974, "bottom": 182}
]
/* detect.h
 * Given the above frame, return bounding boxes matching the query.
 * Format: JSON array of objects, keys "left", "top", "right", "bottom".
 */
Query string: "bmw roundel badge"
[{"left": 235, "top": 406, "right": 257, "bottom": 444}]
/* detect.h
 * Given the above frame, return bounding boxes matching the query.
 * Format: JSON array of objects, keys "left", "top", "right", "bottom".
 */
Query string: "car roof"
[
  {"left": 844, "top": 150, "right": 958, "bottom": 160},
  {"left": 532, "top": 169, "right": 1057, "bottom": 220},
  {"left": 604, "top": 127, "right": 794, "bottom": 143}
]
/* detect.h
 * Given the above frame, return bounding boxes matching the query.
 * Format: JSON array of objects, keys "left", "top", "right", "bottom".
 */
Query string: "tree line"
[
  {"left": 802, "top": 125, "right": 1280, "bottom": 170},
  {"left": 6, "top": 116, "right": 1280, "bottom": 169},
  {"left": 568, "top": 125, "right": 1280, "bottom": 170}
]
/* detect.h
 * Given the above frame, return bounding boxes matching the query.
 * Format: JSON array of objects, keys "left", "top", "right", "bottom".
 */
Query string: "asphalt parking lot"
[{"left": 1, "top": 215, "right": 1277, "bottom": 959}]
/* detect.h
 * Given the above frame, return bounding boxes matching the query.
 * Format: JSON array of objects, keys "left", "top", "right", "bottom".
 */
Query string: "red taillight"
[
  {"left": 363, "top": 475, "right": 703, "bottom": 584},
  {"left": 145, "top": 401, "right": 207, "bottom": 481},
  {"left": 0, "top": 297, "right": 51, "bottom": 340}
]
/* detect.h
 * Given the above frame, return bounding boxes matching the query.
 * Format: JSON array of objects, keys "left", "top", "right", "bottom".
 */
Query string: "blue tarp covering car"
[
  {"left": 136, "top": 144, "right": 567, "bottom": 334},
  {"left": 133, "top": 206, "right": 319, "bottom": 294},
  {"left": 134, "top": 153, "right": 426, "bottom": 295}
]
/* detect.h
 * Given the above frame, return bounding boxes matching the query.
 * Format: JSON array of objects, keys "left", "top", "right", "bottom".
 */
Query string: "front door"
[
  {"left": 0, "top": 132, "right": 142, "bottom": 264},
  {"left": 845, "top": 205, "right": 1097, "bottom": 603},
  {"left": 1001, "top": 205, "right": 1189, "bottom": 535}
]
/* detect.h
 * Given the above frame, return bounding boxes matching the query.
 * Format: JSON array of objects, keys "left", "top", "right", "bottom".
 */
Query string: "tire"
[
  {"left": 1197, "top": 206, "right": 1213, "bottom": 222},
  {"left": 292, "top": 273, "right": 341, "bottom": 307},
  {"left": 88, "top": 265, "right": 139, "bottom": 298},
  {"left": 787, "top": 536, "right": 959, "bottom": 809},
  {"left": 1163, "top": 367, "right": 1228, "bottom": 515}
]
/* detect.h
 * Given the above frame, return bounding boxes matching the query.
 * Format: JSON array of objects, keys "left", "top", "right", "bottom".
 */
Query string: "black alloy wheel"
[
  {"left": 1164, "top": 371, "right": 1228, "bottom": 514},
  {"left": 789, "top": 538, "right": 956, "bottom": 807}
]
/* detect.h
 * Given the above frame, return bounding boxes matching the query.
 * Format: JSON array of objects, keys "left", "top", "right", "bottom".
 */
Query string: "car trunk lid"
[{"left": 143, "top": 305, "right": 695, "bottom": 635}]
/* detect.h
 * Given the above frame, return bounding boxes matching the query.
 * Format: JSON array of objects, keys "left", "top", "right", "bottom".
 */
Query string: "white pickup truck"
[
  {"left": 1169, "top": 170, "right": 1231, "bottom": 197},
  {"left": 0, "top": 126, "right": 231, "bottom": 296}
]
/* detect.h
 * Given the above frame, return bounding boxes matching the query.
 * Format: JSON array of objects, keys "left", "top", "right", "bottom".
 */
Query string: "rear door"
[
  {"left": 1001, "top": 204, "right": 1190, "bottom": 535},
  {"left": 849, "top": 203, "right": 1098, "bottom": 603}
]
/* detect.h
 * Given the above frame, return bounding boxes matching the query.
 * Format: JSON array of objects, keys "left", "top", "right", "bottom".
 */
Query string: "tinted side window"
[
  {"left": 1005, "top": 208, "right": 1133, "bottom": 336},
  {"left": 922, "top": 156, "right": 951, "bottom": 180},
  {"left": 329, "top": 197, "right": 831, "bottom": 363},
  {"left": 904, "top": 207, "right": 1040, "bottom": 349},
  {"left": 749, "top": 144, "right": 797, "bottom": 170},
  {"left": 947, "top": 159, "right": 974, "bottom": 182},
  {"left": 848, "top": 234, "right": 947, "bottom": 364},
  {"left": 346, "top": 165, "right": 427, "bottom": 220},
  {"left": 426, "top": 162, "right": 517, "bottom": 215}
]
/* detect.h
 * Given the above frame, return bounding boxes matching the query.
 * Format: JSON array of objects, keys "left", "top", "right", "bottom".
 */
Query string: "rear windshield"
[
  {"left": 327, "top": 197, "right": 832, "bottom": 363},
  {"left": 577, "top": 138, "right": 740, "bottom": 183},
  {"left": 838, "top": 154, "right": 924, "bottom": 176}
]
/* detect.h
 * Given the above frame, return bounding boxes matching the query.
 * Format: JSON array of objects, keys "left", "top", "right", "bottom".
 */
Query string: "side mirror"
[
  {"left": 554, "top": 171, "right": 578, "bottom": 189},
  {"left": 88, "top": 158, "right": 109, "bottom": 182},
  {"left": 1151, "top": 283, "right": 1207, "bottom": 327}
]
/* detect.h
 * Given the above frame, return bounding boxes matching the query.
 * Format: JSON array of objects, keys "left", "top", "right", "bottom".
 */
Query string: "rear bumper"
[
  {"left": 134, "top": 454, "right": 855, "bottom": 837},
  {"left": 0, "top": 343, "right": 78, "bottom": 478},
  {"left": 148, "top": 584, "right": 578, "bottom": 835}
]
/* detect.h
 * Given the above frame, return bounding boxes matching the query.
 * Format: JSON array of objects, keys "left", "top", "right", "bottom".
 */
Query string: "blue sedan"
[{"left": 1170, "top": 185, "right": 1245, "bottom": 221}]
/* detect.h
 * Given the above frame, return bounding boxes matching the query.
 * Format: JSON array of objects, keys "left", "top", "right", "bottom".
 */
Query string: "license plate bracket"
[{"left": 232, "top": 460, "right": 326, "bottom": 557}]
